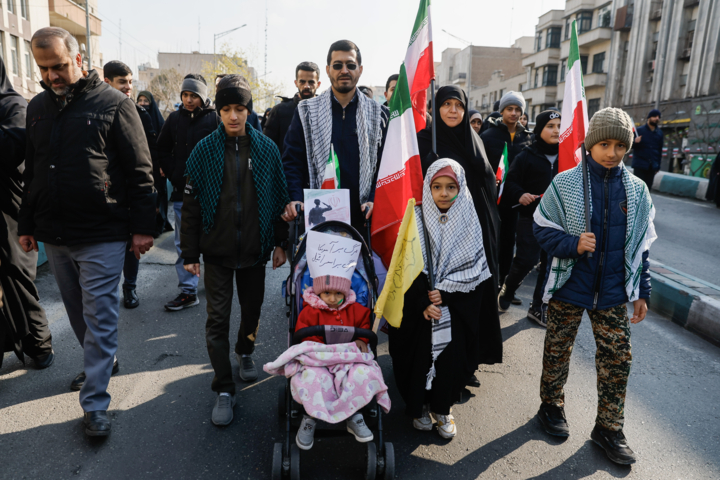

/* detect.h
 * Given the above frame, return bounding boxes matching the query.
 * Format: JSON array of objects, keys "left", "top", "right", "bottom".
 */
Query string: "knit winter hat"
[
  {"left": 533, "top": 110, "right": 561, "bottom": 136},
  {"left": 647, "top": 108, "right": 662, "bottom": 119},
  {"left": 215, "top": 75, "right": 253, "bottom": 112},
  {"left": 585, "top": 107, "right": 634, "bottom": 152},
  {"left": 181, "top": 75, "right": 208, "bottom": 104},
  {"left": 313, "top": 274, "right": 352, "bottom": 298},
  {"left": 499, "top": 91, "right": 526, "bottom": 114}
]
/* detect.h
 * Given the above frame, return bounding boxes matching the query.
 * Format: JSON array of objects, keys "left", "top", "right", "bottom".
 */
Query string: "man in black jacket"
[
  {"left": 19, "top": 27, "right": 155, "bottom": 437},
  {"left": 480, "top": 91, "right": 533, "bottom": 296},
  {"left": 157, "top": 73, "right": 219, "bottom": 311},
  {"left": 103, "top": 60, "right": 158, "bottom": 310},
  {"left": 263, "top": 61, "right": 321, "bottom": 153}
]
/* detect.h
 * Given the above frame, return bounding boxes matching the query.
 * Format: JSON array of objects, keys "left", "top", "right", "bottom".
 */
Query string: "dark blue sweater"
[
  {"left": 533, "top": 157, "right": 651, "bottom": 310},
  {"left": 281, "top": 91, "right": 388, "bottom": 233},
  {"left": 632, "top": 123, "right": 664, "bottom": 171}
]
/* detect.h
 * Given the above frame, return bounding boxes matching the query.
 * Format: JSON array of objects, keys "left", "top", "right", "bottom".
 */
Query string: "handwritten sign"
[
  {"left": 306, "top": 231, "right": 362, "bottom": 282},
  {"left": 304, "top": 189, "right": 351, "bottom": 230}
]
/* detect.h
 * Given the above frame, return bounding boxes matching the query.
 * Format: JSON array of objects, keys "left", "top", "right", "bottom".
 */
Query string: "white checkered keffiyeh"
[
  {"left": 415, "top": 159, "right": 492, "bottom": 389},
  {"left": 533, "top": 162, "right": 657, "bottom": 303},
  {"left": 297, "top": 88, "right": 384, "bottom": 204}
]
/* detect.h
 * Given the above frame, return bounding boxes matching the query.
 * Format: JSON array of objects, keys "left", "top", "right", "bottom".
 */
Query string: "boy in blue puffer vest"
[{"left": 533, "top": 108, "right": 657, "bottom": 465}]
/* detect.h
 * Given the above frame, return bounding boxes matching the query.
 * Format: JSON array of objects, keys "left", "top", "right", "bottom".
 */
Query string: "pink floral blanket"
[{"left": 263, "top": 342, "right": 391, "bottom": 424}]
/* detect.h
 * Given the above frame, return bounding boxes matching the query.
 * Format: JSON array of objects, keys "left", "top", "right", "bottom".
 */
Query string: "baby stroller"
[{"left": 272, "top": 206, "right": 395, "bottom": 480}]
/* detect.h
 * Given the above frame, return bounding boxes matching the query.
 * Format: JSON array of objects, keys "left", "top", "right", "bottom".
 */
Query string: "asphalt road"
[
  {"left": 2, "top": 228, "right": 720, "bottom": 479},
  {"left": 650, "top": 192, "right": 720, "bottom": 285}
]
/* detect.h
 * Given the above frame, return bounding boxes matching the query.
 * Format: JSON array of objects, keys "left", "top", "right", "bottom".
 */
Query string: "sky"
[{"left": 98, "top": 0, "right": 567, "bottom": 96}]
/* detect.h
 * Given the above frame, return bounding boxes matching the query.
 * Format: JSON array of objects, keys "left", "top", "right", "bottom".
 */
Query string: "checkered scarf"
[
  {"left": 415, "top": 159, "right": 492, "bottom": 389},
  {"left": 534, "top": 162, "right": 656, "bottom": 303},
  {"left": 297, "top": 88, "right": 384, "bottom": 204},
  {"left": 184, "top": 122, "right": 290, "bottom": 261}
]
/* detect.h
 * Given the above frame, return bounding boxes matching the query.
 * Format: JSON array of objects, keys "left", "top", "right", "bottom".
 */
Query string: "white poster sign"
[{"left": 306, "top": 231, "right": 362, "bottom": 282}]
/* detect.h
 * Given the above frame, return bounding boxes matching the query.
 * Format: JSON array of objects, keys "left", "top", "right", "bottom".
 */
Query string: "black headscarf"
[
  {"left": 137, "top": 90, "right": 165, "bottom": 134},
  {"left": 417, "top": 85, "right": 502, "bottom": 366}
]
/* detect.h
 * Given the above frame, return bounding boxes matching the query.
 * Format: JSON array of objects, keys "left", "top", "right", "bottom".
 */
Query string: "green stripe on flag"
[
  {"left": 409, "top": 0, "right": 430, "bottom": 46},
  {"left": 568, "top": 20, "right": 585, "bottom": 91},
  {"left": 389, "top": 63, "right": 413, "bottom": 118}
]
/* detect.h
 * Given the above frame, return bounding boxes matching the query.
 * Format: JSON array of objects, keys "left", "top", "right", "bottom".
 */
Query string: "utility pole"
[
  {"left": 198, "top": 18, "right": 201, "bottom": 52},
  {"left": 264, "top": 0, "right": 268, "bottom": 78},
  {"left": 85, "top": 0, "right": 92, "bottom": 69}
]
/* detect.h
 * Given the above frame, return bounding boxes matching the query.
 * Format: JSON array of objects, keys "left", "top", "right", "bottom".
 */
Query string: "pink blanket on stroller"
[{"left": 263, "top": 342, "right": 391, "bottom": 424}]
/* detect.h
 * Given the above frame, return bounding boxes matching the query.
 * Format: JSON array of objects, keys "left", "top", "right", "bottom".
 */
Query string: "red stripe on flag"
[
  {"left": 558, "top": 100, "right": 587, "bottom": 173},
  {"left": 410, "top": 43, "right": 434, "bottom": 133}
]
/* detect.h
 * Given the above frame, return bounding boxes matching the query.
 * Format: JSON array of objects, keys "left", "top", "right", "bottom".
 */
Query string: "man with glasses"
[{"left": 281, "top": 40, "right": 388, "bottom": 237}]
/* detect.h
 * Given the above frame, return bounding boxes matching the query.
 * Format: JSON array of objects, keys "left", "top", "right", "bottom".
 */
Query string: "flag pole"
[
  {"left": 580, "top": 143, "right": 593, "bottom": 258},
  {"left": 431, "top": 79, "right": 437, "bottom": 155}
]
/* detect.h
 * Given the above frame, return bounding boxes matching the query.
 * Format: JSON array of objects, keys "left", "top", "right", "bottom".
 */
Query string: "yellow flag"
[{"left": 374, "top": 198, "right": 425, "bottom": 329}]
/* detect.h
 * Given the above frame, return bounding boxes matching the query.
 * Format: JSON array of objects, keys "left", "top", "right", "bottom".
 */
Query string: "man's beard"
[
  {"left": 299, "top": 89, "right": 314, "bottom": 99},
  {"left": 51, "top": 84, "right": 71, "bottom": 96},
  {"left": 332, "top": 76, "right": 356, "bottom": 94}
]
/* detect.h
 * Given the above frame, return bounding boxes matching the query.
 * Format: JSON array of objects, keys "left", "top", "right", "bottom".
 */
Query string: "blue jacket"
[
  {"left": 282, "top": 90, "right": 388, "bottom": 233},
  {"left": 631, "top": 123, "right": 663, "bottom": 171},
  {"left": 533, "top": 157, "right": 651, "bottom": 310}
]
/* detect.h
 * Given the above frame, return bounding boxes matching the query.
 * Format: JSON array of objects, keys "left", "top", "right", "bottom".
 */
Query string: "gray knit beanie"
[
  {"left": 181, "top": 76, "right": 208, "bottom": 104},
  {"left": 585, "top": 107, "right": 634, "bottom": 152},
  {"left": 499, "top": 91, "right": 526, "bottom": 114}
]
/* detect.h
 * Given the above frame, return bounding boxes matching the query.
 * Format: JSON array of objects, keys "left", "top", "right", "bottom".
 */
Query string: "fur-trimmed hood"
[{"left": 302, "top": 287, "right": 357, "bottom": 312}]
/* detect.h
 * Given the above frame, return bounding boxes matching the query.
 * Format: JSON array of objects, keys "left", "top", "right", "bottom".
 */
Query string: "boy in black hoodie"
[{"left": 498, "top": 111, "right": 561, "bottom": 325}]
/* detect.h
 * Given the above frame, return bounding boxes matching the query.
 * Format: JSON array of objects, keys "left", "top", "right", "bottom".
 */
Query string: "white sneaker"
[
  {"left": 413, "top": 404, "right": 434, "bottom": 431},
  {"left": 433, "top": 412, "right": 457, "bottom": 439},
  {"left": 346, "top": 413, "right": 374, "bottom": 443},
  {"left": 296, "top": 415, "right": 316, "bottom": 451},
  {"left": 211, "top": 393, "right": 236, "bottom": 426}
]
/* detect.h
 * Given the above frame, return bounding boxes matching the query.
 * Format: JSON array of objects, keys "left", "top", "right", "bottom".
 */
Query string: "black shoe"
[
  {"left": 31, "top": 350, "right": 55, "bottom": 369},
  {"left": 591, "top": 424, "right": 637, "bottom": 465},
  {"left": 163, "top": 223, "right": 174, "bottom": 233},
  {"left": 497, "top": 286, "right": 513, "bottom": 312},
  {"left": 84, "top": 411, "right": 111, "bottom": 437},
  {"left": 123, "top": 288, "right": 139, "bottom": 309},
  {"left": 511, "top": 295, "right": 522, "bottom": 305},
  {"left": 528, "top": 304, "right": 548, "bottom": 328},
  {"left": 537, "top": 402, "right": 570, "bottom": 437},
  {"left": 164, "top": 293, "right": 199, "bottom": 311},
  {"left": 467, "top": 373, "right": 481, "bottom": 388},
  {"left": 70, "top": 360, "right": 120, "bottom": 391}
]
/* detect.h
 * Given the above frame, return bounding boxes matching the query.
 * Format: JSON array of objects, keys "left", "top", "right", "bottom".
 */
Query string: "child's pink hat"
[{"left": 313, "top": 274, "right": 351, "bottom": 297}]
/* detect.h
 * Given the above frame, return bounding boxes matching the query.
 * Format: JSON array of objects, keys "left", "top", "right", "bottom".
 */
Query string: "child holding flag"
[
  {"left": 533, "top": 108, "right": 656, "bottom": 465},
  {"left": 388, "top": 159, "right": 493, "bottom": 439}
]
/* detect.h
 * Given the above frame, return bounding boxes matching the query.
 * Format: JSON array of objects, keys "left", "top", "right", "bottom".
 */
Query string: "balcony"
[
  {"left": 583, "top": 72, "right": 607, "bottom": 88},
  {"left": 522, "top": 48, "right": 560, "bottom": 68},
  {"left": 49, "top": 0, "right": 102, "bottom": 36},
  {"left": 578, "top": 27, "right": 612, "bottom": 47},
  {"left": 452, "top": 72, "right": 467, "bottom": 86},
  {"left": 614, "top": 6, "right": 633, "bottom": 31},
  {"left": 521, "top": 85, "right": 557, "bottom": 106},
  {"left": 678, "top": 48, "right": 692, "bottom": 60},
  {"left": 565, "top": 0, "right": 597, "bottom": 16}
]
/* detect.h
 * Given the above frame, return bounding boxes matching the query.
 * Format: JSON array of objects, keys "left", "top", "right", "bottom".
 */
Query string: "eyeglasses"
[{"left": 331, "top": 63, "right": 358, "bottom": 71}]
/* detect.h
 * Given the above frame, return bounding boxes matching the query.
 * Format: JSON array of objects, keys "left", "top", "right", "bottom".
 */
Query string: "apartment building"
[{"left": 48, "top": 0, "right": 102, "bottom": 70}]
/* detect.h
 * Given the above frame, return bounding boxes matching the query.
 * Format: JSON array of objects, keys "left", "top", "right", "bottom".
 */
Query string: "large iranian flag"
[
  {"left": 403, "top": 0, "right": 434, "bottom": 132},
  {"left": 558, "top": 20, "right": 589, "bottom": 173}
]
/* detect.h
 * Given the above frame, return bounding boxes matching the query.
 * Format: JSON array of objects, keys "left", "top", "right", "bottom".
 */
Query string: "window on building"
[
  {"left": 534, "top": 69, "right": 539, "bottom": 89},
  {"left": 7, "top": 0, "right": 15, "bottom": 14},
  {"left": 535, "top": 32, "right": 543, "bottom": 52},
  {"left": 24, "top": 40, "right": 31, "bottom": 78},
  {"left": 10, "top": 35, "right": 19, "bottom": 76},
  {"left": 449, "top": 66, "right": 453, "bottom": 82},
  {"left": 565, "top": 17, "right": 571, "bottom": 40},
  {"left": 577, "top": 11, "right": 593, "bottom": 34},
  {"left": 547, "top": 27, "right": 561, "bottom": 49},
  {"left": 592, "top": 52, "right": 606, "bottom": 73},
  {"left": 580, "top": 55, "right": 589, "bottom": 75},
  {"left": 20, "top": 0, "right": 28, "bottom": 19},
  {"left": 598, "top": 6, "right": 611, "bottom": 28},
  {"left": 560, "top": 59, "right": 567, "bottom": 82},
  {"left": 588, "top": 98, "right": 601, "bottom": 119},
  {"left": 679, "top": 74, "right": 688, "bottom": 86},
  {"left": 543, "top": 65, "right": 558, "bottom": 86}
]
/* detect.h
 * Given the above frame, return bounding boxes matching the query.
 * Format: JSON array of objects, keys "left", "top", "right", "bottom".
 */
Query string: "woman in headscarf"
[
  {"left": 137, "top": 90, "right": 172, "bottom": 235},
  {"left": 388, "top": 159, "right": 492, "bottom": 439},
  {"left": 416, "top": 85, "right": 503, "bottom": 381},
  {"left": 469, "top": 109, "right": 483, "bottom": 134},
  {"left": 0, "top": 56, "right": 53, "bottom": 369}
]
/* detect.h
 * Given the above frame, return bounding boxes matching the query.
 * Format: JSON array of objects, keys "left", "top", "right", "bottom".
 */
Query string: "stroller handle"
[{"left": 293, "top": 326, "right": 378, "bottom": 352}]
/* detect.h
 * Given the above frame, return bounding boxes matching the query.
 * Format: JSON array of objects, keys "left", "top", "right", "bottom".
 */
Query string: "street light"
[{"left": 214, "top": 24, "right": 247, "bottom": 67}]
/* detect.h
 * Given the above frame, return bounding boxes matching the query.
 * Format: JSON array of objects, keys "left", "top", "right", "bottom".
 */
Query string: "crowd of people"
[{"left": 0, "top": 26, "right": 660, "bottom": 468}]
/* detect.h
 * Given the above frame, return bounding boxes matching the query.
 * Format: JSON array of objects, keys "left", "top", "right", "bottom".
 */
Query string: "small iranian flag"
[
  {"left": 321, "top": 144, "right": 340, "bottom": 189},
  {"left": 496, "top": 143, "right": 509, "bottom": 205},
  {"left": 558, "top": 20, "right": 589, "bottom": 173}
]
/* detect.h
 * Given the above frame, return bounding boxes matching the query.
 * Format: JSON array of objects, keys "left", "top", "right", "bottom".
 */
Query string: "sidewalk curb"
[
  {"left": 651, "top": 170, "right": 708, "bottom": 200},
  {"left": 649, "top": 260, "right": 720, "bottom": 347}
]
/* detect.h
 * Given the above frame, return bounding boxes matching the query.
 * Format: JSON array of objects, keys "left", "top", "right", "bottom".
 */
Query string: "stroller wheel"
[
  {"left": 364, "top": 442, "right": 377, "bottom": 480},
  {"left": 383, "top": 443, "right": 395, "bottom": 480},
  {"left": 271, "top": 443, "right": 283, "bottom": 480},
  {"left": 290, "top": 444, "right": 301, "bottom": 480}
]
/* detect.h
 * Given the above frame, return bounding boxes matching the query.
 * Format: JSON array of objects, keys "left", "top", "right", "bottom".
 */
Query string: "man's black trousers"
[{"left": 502, "top": 217, "right": 548, "bottom": 309}]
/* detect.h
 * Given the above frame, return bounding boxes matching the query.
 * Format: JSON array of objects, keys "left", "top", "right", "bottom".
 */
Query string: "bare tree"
[{"left": 148, "top": 68, "right": 185, "bottom": 117}]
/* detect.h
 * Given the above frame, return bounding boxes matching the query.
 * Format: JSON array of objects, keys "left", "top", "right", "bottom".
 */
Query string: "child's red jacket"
[{"left": 295, "top": 287, "right": 372, "bottom": 344}]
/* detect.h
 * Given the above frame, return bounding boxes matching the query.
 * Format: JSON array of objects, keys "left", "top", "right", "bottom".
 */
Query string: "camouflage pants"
[{"left": 540, "top": 300, "right": 632, "bottom": 431}]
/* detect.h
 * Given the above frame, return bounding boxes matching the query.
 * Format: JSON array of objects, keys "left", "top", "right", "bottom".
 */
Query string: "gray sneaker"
[
  {"left": 211, "top": 393, "right": 236, "bottom": 426},
  {"left": 296, "top": 415, "right": 316, "bottom": 450},
  {"left": 346, "top": 413, "right": 374, "bottom": 443},
  {"left": 236, "top": 354, "right": 258, "bottom": 382}
]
